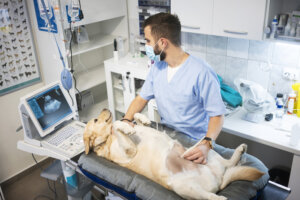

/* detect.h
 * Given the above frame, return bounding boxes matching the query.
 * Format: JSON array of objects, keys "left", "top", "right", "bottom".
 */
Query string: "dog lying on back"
[{"left": 83, "top": 109, "right": 264, "bottom": 200}]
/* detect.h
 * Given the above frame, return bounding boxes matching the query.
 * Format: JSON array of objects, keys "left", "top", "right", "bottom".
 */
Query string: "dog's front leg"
[
  {"left": 113, "top": 121, "right": 137, "bottom": 158},
  {"left": 134, "top": 113, "right": 151, "bottom": 126}
]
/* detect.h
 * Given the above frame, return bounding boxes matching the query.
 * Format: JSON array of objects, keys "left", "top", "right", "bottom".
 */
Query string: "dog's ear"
[
  {"left": 83, "top": 119, "right": 95, "bottom": 154},
  {"left": 84, "top": 135, "right": 90, "bottom": 154}
]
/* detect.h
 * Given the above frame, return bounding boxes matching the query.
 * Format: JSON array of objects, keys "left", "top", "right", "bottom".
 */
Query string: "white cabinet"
[
  {"left": 104, "top": 55, "right": 160, "bottom": 121},
  {"left": 172, "top": 0, "right": 213, "bottom": 35},
  {"left": 172, "top": 0, "right": 267, "bottom": 40},
  {"left": 213, "top": 0, "right": 267, "bottom": 40}
]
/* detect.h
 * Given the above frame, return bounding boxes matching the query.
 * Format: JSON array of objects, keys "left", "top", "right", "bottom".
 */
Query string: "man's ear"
[{"left": 160, "top": 38, "right": 168, "bottom": 49}]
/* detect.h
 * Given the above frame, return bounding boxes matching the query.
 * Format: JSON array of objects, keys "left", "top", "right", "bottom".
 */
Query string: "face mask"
[{"left": 145, "top": 39, "right": 165, "bottom": 62}]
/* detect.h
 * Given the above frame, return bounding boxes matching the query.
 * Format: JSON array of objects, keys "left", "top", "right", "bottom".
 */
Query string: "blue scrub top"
[{"left": 140, "top": 55, "right": 226, "bottom": 140}]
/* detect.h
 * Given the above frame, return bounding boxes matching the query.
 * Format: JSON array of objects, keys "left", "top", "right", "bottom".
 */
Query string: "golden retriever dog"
[{"left": 83, "top": 109, "right": 264, "bottom": 200}]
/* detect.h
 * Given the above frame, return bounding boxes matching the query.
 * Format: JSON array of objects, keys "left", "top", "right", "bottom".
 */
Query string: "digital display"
[{"left": 27, "top": 85, "right": 72, "bottom": 130}]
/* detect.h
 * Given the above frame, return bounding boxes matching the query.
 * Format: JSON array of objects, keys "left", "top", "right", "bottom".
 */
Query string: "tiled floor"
[
  {"left": 2, "top": 159, "right": 107, "bottom": 200},
  {"left": 2, "top": 160, "right": 67, "bottom": 200}
]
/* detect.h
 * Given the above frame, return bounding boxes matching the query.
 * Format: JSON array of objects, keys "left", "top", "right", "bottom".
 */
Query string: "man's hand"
[{"left": 183, "top": 141, "right": 210, "bottom": 164}]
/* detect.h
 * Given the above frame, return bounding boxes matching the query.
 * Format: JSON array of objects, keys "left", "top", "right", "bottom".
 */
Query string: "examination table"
[{"left": 78, "top": 123, "right": 289, "bottom": 200}]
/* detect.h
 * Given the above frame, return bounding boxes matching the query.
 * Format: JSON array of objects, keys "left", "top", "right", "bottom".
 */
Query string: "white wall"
[{"left": 0, "top": 0, "right": 63, "bottom": 183}]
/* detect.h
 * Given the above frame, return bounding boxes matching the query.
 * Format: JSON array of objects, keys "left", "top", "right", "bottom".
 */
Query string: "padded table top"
[{"left": 78, "top": 123, "right": 269, "bottom": 200}]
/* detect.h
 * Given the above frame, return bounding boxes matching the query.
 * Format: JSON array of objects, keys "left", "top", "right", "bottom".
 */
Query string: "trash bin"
[{"left": 269, "top": 167, "right": 290, "bottom": 187}]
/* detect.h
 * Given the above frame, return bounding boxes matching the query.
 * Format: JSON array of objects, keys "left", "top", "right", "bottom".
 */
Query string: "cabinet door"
[
  {"left": 109, "top": 71, "right": 126, "bottom": 120},
  {"left": 123, "top": 71, "right": 136, "bottom": 112},
  {"left": 171, "top": 0, "right": 213, "bottom": 34},
  {"left": 213, "top": 0, "right": 267, "bottom": 40}
]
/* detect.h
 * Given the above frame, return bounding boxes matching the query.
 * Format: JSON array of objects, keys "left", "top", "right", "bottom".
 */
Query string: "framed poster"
[{"left": 0, "top": 0, "right": 41, "bottom": 96}]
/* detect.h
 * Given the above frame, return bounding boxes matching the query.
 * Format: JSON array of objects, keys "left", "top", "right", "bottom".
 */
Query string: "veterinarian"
[{"left": 122, "top": 13, "right": 226, "bottom": 164}]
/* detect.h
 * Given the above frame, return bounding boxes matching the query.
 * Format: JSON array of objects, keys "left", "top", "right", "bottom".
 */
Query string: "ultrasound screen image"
[{"left": 27, "top": 85, "right": 72, "bottom": 130}]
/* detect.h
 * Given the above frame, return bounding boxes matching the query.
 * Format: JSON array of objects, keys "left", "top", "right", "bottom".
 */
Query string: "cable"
[
  {"left": 78, "top": 0, "right": 84, "bottom": 20},
  {"left": 67, "top": 89, "right": 74, "bottom": 106},
  {"left": 69, "top": 22, "right": 82, "bottom": 105},
  {"left": 32, "top": 153, "right": 44, "bottom": 171}
]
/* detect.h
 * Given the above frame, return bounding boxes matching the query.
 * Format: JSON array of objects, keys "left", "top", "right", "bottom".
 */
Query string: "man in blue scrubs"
[{"left": 122, "top": 13, "right": 226, "bottom": 164}]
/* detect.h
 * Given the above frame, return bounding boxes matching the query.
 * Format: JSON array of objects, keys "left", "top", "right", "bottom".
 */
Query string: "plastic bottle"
[
  {"left": 296, "top": 21, "right": 300, "bottom": 38},
  {"left": 129, "top": 33, "right": 135, "bottom": 56},
  {"left": 287, "top": 92, "right": 296, "bottom": 114},
  {"left": 289, "top": 123, "right": 300, "bottom": 146},
  {"left": 292, "top": 83, "right": 300, "bottom": 117},
  {"left": 63, "top": 166, "right": 78, "bottom": 188},
  {"left": 275, "top": 93, "right": 284, "bottom": 119},
  {"left": 284, "top": 15, "right": 292, "bottom": 36},
  {"left": 117, "top": 36, "right": 125, "bottom": 58},
  {"left": 270, "top": 16, "right": 278, "bottom": 39},
  {"left": 290, "top": 18, "right": 297, "bottom": 37},
  {"left": 113, "top": 39, "right": 118, "bottom": 63}
]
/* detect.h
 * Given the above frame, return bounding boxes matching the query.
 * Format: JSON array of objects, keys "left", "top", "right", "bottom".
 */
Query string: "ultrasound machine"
[{"left": 18, "top": 81, "right": 85, "bottom": 161}]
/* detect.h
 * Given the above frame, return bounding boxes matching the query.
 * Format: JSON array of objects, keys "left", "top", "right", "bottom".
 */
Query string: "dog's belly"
[
  {"left": 123, "top": 126, "right": 222, "bottom": 191},
  {"left": 124, "top": 127, "right": 175, "bottom": 187}
]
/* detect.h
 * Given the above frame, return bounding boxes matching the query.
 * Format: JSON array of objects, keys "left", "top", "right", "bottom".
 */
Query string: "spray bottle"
[{"left": 292, "top": 83, "right": 300, "bottom": 117}]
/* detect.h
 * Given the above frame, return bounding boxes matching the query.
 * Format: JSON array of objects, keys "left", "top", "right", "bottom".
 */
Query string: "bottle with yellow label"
[{"left": 292, "top": 83, "right": 300, "bottom": 117}]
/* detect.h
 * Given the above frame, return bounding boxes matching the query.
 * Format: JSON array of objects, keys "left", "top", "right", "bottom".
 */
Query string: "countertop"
[{"left": 223, "top": 109, "right": 300, "bottom": 155}]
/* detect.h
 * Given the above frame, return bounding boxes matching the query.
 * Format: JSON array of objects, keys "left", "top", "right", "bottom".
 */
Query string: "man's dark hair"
[{"left": 143, "top": 13, "right": 181, "bottom": 47}]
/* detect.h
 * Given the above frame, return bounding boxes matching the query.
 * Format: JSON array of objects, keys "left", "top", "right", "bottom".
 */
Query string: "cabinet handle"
[
  {"left": 182, "top": 25, "right": 200, "bottom": 30},
  {"left": 224, "top": 30, "right": 248, "bottom": 35},
  {"left": 121, "top": 76, "right": 125, "bottom": 91},
  {"left": 128, "top": 77, "right": 132, "bottom": 93}
]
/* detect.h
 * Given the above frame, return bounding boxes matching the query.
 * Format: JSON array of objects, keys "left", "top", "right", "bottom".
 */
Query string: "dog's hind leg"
[
  {"left": 220, "top": 144, "right": 247, "bottom": 168},
  {"left": 220, "top": 166, "right": 264, "bottom": 190},
  {"left": 134, "top": 113, "right": 151, "bottom": 126}
]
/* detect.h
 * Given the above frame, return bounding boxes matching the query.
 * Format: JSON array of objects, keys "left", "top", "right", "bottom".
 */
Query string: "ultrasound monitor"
[{"left": 21, "top": 82, "right": 74, "bottom": 137}]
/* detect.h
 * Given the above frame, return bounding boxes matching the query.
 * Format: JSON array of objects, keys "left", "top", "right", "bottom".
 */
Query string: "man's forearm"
[
  {"left": 205, "top": 115, "right": 224, "bottom": 140},
  {"left": 123, "top": 95, "right": 148, "bottom": 121}
]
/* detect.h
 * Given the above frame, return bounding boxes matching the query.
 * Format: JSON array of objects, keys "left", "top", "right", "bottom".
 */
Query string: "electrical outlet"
[{"left": 282, "top": 67, "right": 300, "bottom": 80}]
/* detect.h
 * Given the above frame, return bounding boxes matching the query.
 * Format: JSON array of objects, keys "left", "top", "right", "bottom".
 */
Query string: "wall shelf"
[
  {"left": 113, "top": 85, "right": 123, "bottom": 91},
  {"left": 74, "top": 64, "right": 105, "bottom": 92},
  {"left": 277, "top": 35, "right": 300, "bottom": 42},
  {"left": 72, "top": 34, "right": 116, "bottom": 56},
  {"left": 79, "top": 99, "right": 108, "bottom": 123}
]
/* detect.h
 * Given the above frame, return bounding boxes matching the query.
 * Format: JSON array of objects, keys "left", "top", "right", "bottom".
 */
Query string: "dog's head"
[{"left": 83, "top": 109, "right": 113, "bottom": 154}]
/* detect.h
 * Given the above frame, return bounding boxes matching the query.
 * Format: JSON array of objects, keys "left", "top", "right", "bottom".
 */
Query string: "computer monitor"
[{"left": 21, "top": 82, "right": 74, "bottom": 137}]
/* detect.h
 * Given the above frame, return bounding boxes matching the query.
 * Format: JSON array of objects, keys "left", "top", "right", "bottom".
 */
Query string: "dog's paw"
[
  {"left": 114, "top": 121, "right": 136, "bottom": 135},
  {"left": 134, "top": 113, "right": 151, "bottom": 126},
  {"left": 237, "top": 143, "right": 247, "bottom": 154}
]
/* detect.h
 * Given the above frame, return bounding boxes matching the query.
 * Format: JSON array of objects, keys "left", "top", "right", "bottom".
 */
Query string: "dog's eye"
[
  {"left": 94, "top": 119, "right": 98, "bottom": 123},
  {"left": 105, "top": 112, "right": 112, "bottom": 122}
]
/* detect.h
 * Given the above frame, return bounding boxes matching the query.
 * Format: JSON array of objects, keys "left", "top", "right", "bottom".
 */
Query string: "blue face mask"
[{"left": 145, "top": 39, "right": 164, "bottom": 62}]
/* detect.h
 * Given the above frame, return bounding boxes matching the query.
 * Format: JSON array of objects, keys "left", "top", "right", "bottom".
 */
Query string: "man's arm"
[
  {"left": 123, "top": 95, "right": 148, "bottom": 121},
  {"left": 204, "top": 115, "right": 224, "bottom": 140},
  {"left": 183, "top": 115, "right": 224, "bottom": 164}
]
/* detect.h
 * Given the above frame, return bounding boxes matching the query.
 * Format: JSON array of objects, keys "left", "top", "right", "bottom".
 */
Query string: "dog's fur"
[{"left": 83, "top": 109, "right": 264, "bottom": 200}]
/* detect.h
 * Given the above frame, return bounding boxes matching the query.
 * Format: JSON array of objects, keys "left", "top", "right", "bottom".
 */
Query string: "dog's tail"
[{"left": 220, "top": 166, "right": 264, "bottom": 190}]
